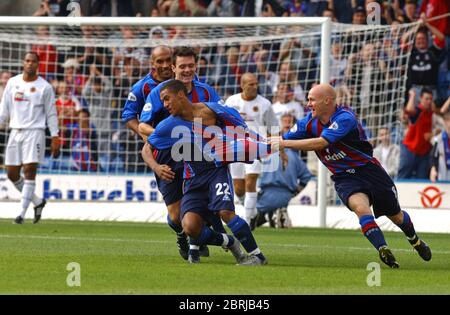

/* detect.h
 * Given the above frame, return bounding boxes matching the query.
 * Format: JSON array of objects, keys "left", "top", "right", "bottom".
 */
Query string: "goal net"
[{"left": 0, "top": 18, "right": 420, "bottom": 205}]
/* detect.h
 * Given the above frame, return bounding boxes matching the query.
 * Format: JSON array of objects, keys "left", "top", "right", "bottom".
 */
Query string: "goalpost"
[{"left": 0, "top": 17, "right": 420, "bottom": 227}]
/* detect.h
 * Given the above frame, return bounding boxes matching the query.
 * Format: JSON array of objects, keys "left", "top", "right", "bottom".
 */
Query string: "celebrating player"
[
  {"left": 145, "top": 80, "right": 269, "bottom": 265},
  {"left": 122, "top": 45, "right": 173, "bottom": 140},
  {"left": 138, "top": 47, "right": 226, "bottom": 262},
  {"left": 269, "top": 83, "right": 432, "bottom": 268},
  {"left": 0, "top": 52, "right": 60, "bottom": 224}
]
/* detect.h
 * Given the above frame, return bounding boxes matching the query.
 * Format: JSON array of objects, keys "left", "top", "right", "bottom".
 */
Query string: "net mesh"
[{"left": 0, "top": 21, "right": 419, "bottom": 194}]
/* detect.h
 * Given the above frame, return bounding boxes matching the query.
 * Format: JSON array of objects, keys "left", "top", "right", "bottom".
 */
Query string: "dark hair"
[
  {"left": 93, "top": 77, "right": 102, "bottom": 85},
  {"left": 172, "top": 46, "right": 198, "bottom": 64},
  {"left": 420, "top": 88, "right": 433, "bottom": 97},
  {"left": 80, "top": 108, "right": 90, "bottom": 117},
  {"left": 161, "top": 79, "right": 188, "bottom": 97},
  {"left": 24, "top": 51, "right": 40, "bottom": 62}
]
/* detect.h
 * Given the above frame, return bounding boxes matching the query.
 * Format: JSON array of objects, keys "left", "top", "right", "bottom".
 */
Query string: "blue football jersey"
[
  {"left": 149, "top": 102, "right": 271, "bottom": 179},
  {"left": 121, "top": 73, "right": 161, "bottom": 123},
  {"left": 283, "top": 106, "right": 378, "bottom": 174},
  {"left": 139, "top": 79, "right": 222, "bottom": 127}
]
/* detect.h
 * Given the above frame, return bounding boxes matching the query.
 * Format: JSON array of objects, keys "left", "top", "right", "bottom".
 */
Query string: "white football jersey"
[
  {"left": 0, "top": 74, "right": 58, "bottom": 137},
  {"left": 225, "top": 94, "right": 278, "bottom": 132}
]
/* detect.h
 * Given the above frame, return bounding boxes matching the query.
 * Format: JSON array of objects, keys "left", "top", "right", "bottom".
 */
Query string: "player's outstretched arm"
[
  {"left": 138, "top": 122, "right": 155, "bottom": 141},
  {"left": 141, "top": 142, "right": 175, "bottom": 181},
  {"left": 269, "top": 136, "right": 329, "bottom": 152}
]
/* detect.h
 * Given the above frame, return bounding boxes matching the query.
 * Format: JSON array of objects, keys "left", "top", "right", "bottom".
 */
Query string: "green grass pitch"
[{"left": 0, "top": 219, "right": 449, "bottom": 294}]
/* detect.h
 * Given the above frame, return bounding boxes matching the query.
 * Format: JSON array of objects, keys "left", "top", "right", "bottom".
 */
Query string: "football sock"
[
  {"left": 244, "top": 192, "right": 258, "bottom": 224},
  {"left": 227, "top": 215, "right": 261, "bottom": 256},
  {"left": 359, "top": 215, "right": 387, "bottom": 250},
  {"left": 167, "top": 214, "right": 183, "bottom": 234},
  {"left": 209, "top": 214, "right": 227, "bottom": 234},
  {"left": 395, "top": 211, "right": 418, "bottom": 243},
  {"left": 13, "top": 177, "right": 42, "bottom": 206},
  {"left": 20, "top": 180, "right": 36, "bottom": 218},
  {"left": 190, "top": 225, "right": 226, "bottom": 246}
]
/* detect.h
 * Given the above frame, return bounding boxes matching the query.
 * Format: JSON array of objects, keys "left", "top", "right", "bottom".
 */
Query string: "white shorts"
[
  {"left": 5, "top": 129, "right": 46, "bottom": 166},
  {"left": 229, "top": 160, "right": 262, "bottom": 179}
]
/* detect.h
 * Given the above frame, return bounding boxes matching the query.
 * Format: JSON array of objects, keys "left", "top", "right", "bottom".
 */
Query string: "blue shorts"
[
  {"left": 181, "top": 166, "right": 235, "bottom": 219},
  {"left": 331, "top": 162, "right": 401, "bottom": 218},
  {"left": 154, "top": 148, "right": 184, "bottom": 206}
]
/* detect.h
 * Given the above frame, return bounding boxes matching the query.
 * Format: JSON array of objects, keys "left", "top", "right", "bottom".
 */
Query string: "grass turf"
[{"left": 0, "top": 219, "right": 449, "bottom": 294}]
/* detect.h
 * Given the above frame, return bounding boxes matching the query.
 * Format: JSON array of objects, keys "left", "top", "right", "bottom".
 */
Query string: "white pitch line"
[{"left": 1, "top": 233, "right": 450, "bottom": 255}]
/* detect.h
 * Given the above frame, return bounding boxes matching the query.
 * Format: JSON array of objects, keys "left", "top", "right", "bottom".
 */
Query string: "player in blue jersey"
[
  {"left": 145, "top": 80, "right": 269, "bottom": 265},
  {"left": 269, "top": 84, "right": 432, "bottom": 268},
  {"left": 138, "top": 47, "right": 226, "bottom": 262},
  {"left": 122, "top": 45, "right": 173, "bottom": 139}
]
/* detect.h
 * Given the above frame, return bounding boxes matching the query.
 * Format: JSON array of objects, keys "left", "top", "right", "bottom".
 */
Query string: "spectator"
[
  {"left": 62, "top": 58, "right": 86, "bottom": 97},
  {"left": 406, "top": 22, "right": 445, "bottom": 102},
  {"left": 32, "top": 0, "right": 70, "bottom": 17},
  {"left": 430, "top": 110, "right": 450, "bottom": 182},
  {"left": 398, "top": 89, "right": 434, "bottom": 179},
  {"left": 328, "top": 0, "right": 354, "bottom": 24},
  {"left": 254, "top": 112, "right": 312, "bottom": 229},
  {"left": 82, "top": 64, "right": 113, "bottom": 170},
  {"left": 69, "top": 109, "right": 98, "bottom": 172},
  {"left": 271, "top": 83, "right": 304, "bottom": 123},
  {"left": 397, "top": 0, "right": 419, "bottom": 23},
  {"left": 346, "top": 43, "right": 387, "bottom": 128},
  {"left": 254, "top": 49, "right": 277, "bottom": 100},
  {"left": 168, "top": 0, "right": 207, "bottom": 17},
  {"left": 0, "top": 71, "right": 12, "bottom": 99},
  {"left": 55, "top": 81, "right": 82, "bottom": 153},
  {"left": 77, "top": 26, "right": 110, "bottom": 76},
  {"left": 352, "top": 6, "right": 367, "bottom": 25},
  {"left": 207, "top": 0, "right": 239, "bottom": 17},
  {"left": 329, "top": 41, "right": 348, "bottom": 88},
  {"left": 322, "top": 6, "right": 337, "bottom": 22},
  {"left": 31, "top": 25, "right": 57, "bottom": 81},
  {"left": 373, "top": 126, "right": 400, "bottom": 178},
  {"left": 88, "top": 0, "right": 134, "bottom": 16},
  {"left": 232, "top": 0, "right": 284, "bottom": 17},
  {"left": 284, "top": 0, "right": 307, "bottom": 17},
  {"left": 217, "top": 46, "right": 243, "bottom": 98},
  {"left": 272, "top": 60, "right": 306, "bottom": 104}
]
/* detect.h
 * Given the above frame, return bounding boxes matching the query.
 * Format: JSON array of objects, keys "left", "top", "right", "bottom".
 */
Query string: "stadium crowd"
[{"left": 0, "top": 0, "right": 449, "bottom": 184}]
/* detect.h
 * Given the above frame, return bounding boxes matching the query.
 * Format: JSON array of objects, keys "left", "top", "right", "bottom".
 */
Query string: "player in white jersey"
[
  {"left": 0, "top": 52, "right": 60, "bottom": 224},
  {"left": 225, "top": 73, "right": 279, "bottom": 228}
]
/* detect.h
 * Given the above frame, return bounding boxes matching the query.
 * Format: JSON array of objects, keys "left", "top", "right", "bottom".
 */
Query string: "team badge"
[
  {"left": 290, "top": 123, "right": 298, "bottom": 133},
  {"left": 30, "top": 87, "right": 36, "bottom": 93},
  {"left": 329, "top": 122, "right": 339, "bottom": 130},
  {"left": 143, "top": 103, "right": 152, "bottom": 112},
  {"left": 127, "top": 92, "right": 137, "bottom": 102},
  {"left": 253, "top": 106, "right": 259, "bottom": 112}
]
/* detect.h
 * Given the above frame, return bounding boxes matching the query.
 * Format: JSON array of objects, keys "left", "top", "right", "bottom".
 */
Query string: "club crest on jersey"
[
  {"left": 127, "top": 92, "right": 137, "bottom": 102},
  {"left": 329, "top": 121, "right": 339, "bottom": 130},
  {"left": 252, "top": 106, "right": 259, "bottom": 112},
  {"left": 143, "top": 103, "right": 152, "bottom": 112},
  {"left": 14, "top": 92, "right": 26, "bottom": 102},
  {"left": 30, "top": 87, "right": 36, "bottom": 93},
  {"left": 290, "top": 123, "right": 298, "bottom": 133}
]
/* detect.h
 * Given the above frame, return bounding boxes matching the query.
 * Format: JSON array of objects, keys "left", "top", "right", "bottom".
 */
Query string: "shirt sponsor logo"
[
  {"left": 14, "top": 92, "right": 27, "bottom": 102},
  {"left": 290, "top": 123, "right": 298, "bottom": 133},
  {"left": 324, "top": 150, "right": 347, "bottom": 161}
]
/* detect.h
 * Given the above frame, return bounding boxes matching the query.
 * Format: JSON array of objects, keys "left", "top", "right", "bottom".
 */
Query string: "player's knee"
[
  {"left": 167, "top": 203, "right": 181, "bottom": 224},
  {"left": 182, "top": 222, "right": 200, "bottom": 238},
  {"left": 234, "top": 187, "right": 245, "bottom": 197},
  {"left": 7, "top": 171, "right": 19, "bottom": 182},
  {"left": 22, "top": 166, "right": 37, "bottom": 180}
]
